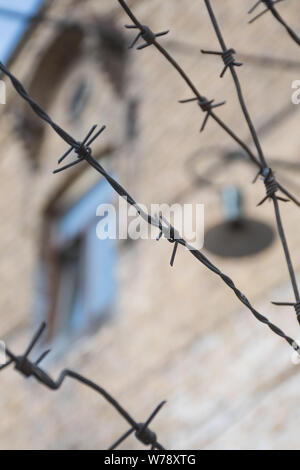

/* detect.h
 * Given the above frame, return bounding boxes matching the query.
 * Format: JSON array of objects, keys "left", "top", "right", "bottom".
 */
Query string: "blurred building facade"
[{"left": 0, "top": 0, "right": 300, "bottom": 449}]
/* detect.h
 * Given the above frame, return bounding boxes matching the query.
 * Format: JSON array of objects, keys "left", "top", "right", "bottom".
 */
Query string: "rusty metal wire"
[
  {"left": 248, "top": 0, "right": 300, "bottom": 47},
  {"left": 0, "top": 323, "right": 166, "bottom": 450}
]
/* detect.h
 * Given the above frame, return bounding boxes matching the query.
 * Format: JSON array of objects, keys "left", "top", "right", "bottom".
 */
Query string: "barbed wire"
[
  {"left": 2, "top": 3, "right": 300, "bottom": 74},
  {"left": 0, "top": 1, "right": 298, "bottom": 361},
  {"left": 117, "top": 0, "right": 300, "bottom": 324},
  {"left": 1, "top": 0, "right": 300, "bottom": 449},
  {"left": 248, "top": 0, "right": 300, "bottom": 47},
  {"left": 0, "top": 322, "right": 166, "bottom": 450},
  {"left": 167, "top": 38, "right": 300, "bottom": 70},
  {"left": 118, "top": 1, "right": 299, "bottom": 207},
  {"left": 0, "top": 5, "right": 118, "bottom": 33},
  {"left": 202, "top": 0, "right": 300, "bottom": 323}
]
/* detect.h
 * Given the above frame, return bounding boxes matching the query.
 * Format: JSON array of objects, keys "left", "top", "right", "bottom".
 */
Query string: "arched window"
[{"left": 35, "top": 163, "right": 117, "bottom": 343}]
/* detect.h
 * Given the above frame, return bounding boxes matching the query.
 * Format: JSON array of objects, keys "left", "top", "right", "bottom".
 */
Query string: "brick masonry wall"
[{"left": 0, "top": 0, "right": 300, "bottom": 449}]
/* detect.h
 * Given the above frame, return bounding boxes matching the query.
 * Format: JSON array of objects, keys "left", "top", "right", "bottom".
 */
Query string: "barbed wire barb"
[
  {"left": 201, "top": 48, "right": 243, "bottom": 78},
  {"left": 125, "top": 24, "right": 169, "bottom": 50},
  {"left": 53, "top": 125, "right": 106, "bottom": 174},
  {"left": 179, "top": 97, "right": 226, "bottom": 132},
  {"left": 256, "top": 168, "right": 289, "bottom": 206}
]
